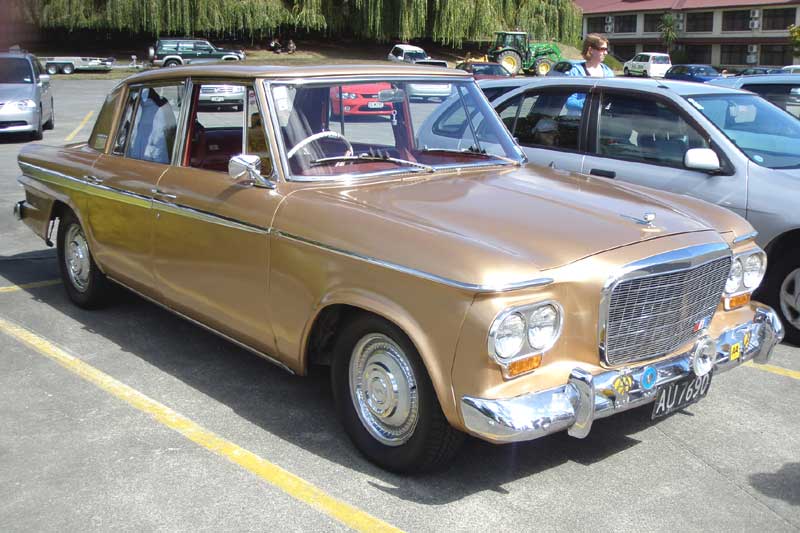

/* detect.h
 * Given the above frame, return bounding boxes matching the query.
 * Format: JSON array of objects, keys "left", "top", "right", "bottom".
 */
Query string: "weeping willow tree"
[{"left": 24, "top": 0, "right": 581, "bottom": 46}]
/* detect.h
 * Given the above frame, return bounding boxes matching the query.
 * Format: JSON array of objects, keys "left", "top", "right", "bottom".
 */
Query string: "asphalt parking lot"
[{"left": 1, "top": 78, "right": 799, "bottom": 532}]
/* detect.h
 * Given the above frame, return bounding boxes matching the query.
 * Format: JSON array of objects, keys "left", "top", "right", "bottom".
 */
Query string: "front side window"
[
  {"left": 126, "top": 84, "right": 184, "bottom": 164},
  {"left": 0, "top": 58, "right": 34, "bottom": 84},
  {"left": 89, "top": 88, "right": 122, "bottom": 152},
  {"left": 498, "top": 89, "right": 587, "bottom": 151},
  {"left": 112, "top": 88, "right": 139, "bottom": 155},
  {"left": 268, "top": 78, "right": 522, "bottom": 180},
  {"left": 687, "top": 93, "right": 800, "bottom": 169},
  {"left": 596, "top": 92, "right": 708, "bottom": 168}
]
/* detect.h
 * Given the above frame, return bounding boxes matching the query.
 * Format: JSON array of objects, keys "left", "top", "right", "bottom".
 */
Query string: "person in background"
[
  {"left": 566, "top": 34, "right": 615, "bottom": 78},
  {"left": 287, "top": 40, "right": 296, "bottom": 54}
]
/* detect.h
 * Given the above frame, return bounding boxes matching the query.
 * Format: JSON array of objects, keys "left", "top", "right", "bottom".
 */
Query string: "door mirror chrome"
[
  {"left": 684, "top": 148, "right": 721, "bottom": 172},
  {"left": 228, "top": 154, "right": 275, "bottom": 189}
]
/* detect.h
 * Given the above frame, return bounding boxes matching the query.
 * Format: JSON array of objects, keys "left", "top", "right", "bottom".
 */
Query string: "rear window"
[{"left": 88, "top": 88, "right": 122, "bottom": 151}]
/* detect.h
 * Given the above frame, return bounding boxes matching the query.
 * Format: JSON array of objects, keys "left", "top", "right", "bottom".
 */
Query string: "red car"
[
  {"left": 455, "top": 61, "right": 512, "bottom": 80},
  {"left": 329, "top": 82, "right": 394, "bottom": 116}
]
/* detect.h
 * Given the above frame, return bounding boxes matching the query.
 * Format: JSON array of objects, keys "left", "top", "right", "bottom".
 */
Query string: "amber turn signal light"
[
  {"left": 507, "top": 355, "right": 542, "bottom": 377},
  {"left": 724, "top": 292, "right": 750, "bottom": 310}
]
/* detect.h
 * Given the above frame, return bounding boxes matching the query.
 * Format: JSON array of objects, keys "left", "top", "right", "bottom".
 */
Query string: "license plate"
[
  {"left": 367, "top": 101, "right": 384, "bottom": 109},
  {"left": 651, "top": 373, "right": 712, "bottom": 419},
  {"left": 211, "top": 96, "right": 224, "bottom": 102}
]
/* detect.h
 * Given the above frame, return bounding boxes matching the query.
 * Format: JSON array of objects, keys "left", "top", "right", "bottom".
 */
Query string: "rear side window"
[
  {"left": 127, "top": 84, "right": 185, "bottom": 164},
  {"left": 501, "top": 89, "right": 587, "bottom": 151},
  {"left": 652, "top": 56, "right": 671, "bottom": 64},
  {"left": 88, "top": 88, "right": 122, "bottom": 151}
]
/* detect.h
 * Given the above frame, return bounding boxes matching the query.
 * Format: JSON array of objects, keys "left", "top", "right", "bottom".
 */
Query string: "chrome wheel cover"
[
  {"left": 349, "top": 333, "right": 419, "bottom": 446},
  {"left": 779, "top": 267, "right": 800, "bottom": 329},
  {"left": 64, "top": 224, "right": 90, "bottom": 292}
]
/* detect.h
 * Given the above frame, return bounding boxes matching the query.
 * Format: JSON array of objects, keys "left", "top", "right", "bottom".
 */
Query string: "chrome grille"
[{"left": 603, "top": 256, "right": 731, "bottom": 366}]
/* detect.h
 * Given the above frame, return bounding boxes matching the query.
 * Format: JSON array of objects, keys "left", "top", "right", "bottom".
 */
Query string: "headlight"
[
  {"left": 725, "top": 258, "right": 743, "bottom": 294},
  {"left": 489, "top": 301, "right": 563, "bottom": 377},
  {"left": 14, "top": 99, "right": 37, "bottom": 110},
  {"left": 491, "top": 313, "right": 525, "bottom": 359},
  {"left": 527, "top": 304, "right": 560, "bottom": 351},
  {"left": 742, "top": 252, "right": 766, "bottom": 289}
]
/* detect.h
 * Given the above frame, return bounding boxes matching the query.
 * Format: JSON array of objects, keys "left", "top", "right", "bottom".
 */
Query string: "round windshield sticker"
[
  {"left": 641, "top": 366, "right": 658, "bottom": 390},
  {"left": 753, "top": 155, "right": 764, "bottom": 163}
]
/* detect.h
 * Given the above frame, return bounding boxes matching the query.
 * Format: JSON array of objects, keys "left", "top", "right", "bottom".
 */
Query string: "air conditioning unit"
[
  {"left": 605, "top": 23, "right": 614, "bottom": 33},
  {"left": 747, "top": 44, "right": 759, "bottom": 53},
  {"left": 746, "top": 53, "right": 758, "bottom": 64},
  {"left": 676, "top": 22, "right": 684, "bottom": 31},
  {"left": 750, "top": 9, "right": 760, "bottom": 18},
  {"left": 749, "top": 19, "right": 760, "bottom": 29},
  {"left": 605, "top": 15, "right": 614, "bottom": 23}
]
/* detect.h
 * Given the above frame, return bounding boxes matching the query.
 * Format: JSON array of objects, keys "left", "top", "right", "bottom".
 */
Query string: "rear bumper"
[{"left": 461, "top": 302, "right": 783, "bottom": 444}]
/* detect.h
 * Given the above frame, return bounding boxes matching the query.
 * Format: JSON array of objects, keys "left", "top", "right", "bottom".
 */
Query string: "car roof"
[
  {"left": 708, "top": 74, "right": 800, "bottom": 88},
  {"left": 0, "top": 51, "right": 34, "bottom": 60},
  {"left": 476, "top": 78, "right": 537, "bottom": 91},
  {"left": 639, "top": 52, "right": 670, "bottom": 56},
  {"left": 393, "top": 44, "right": 425, "bottom": 52},
  {"left": 481, "top": 76, "right": 747, "bottom": 98},
  {"left": 123, "top": 63, "right": 470, "bottom": 84}
]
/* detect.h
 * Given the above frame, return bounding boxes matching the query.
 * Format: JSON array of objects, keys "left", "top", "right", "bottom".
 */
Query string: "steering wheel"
[{"left": 287, "top": 130, "right": 353, "bottom": 159}]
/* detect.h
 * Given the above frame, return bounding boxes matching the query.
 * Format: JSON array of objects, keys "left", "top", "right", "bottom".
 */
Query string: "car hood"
[
  {"left": 0, "top": 84, "right": 34, "bottom": 103},
  {"left": 275, "top": 165, "right": 722, "bottom": 288}
]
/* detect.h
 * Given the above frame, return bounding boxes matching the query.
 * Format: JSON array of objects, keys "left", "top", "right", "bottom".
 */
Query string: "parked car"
[
  {"left": 665, "top": 64, "right": 721, "bottom": 83},
  {"left": 0, "top": 49, "right": 54, "bottom": 140},
  {"left": 547, "top": 60, "right": 583, "bottom": 77},
  {"left": 41, "top": 56, "right": 114, "bottom": 75},
  {"left": 455, "top": 61, "right": 511, "bottom": 80},
  {"left": 198, "top": 83, "right": 246, "bottom": 112},
  {"left": 148, "top": 38, "right": 245, "bottom": 67},
  {"left": 736, "top": 67, "right": 783, "bottom": 76},
  {"left": 781, "top": 65, "right": 800, "bottom": 74},
  {"left": 329, "top": 82, "right": 394, "bottom": 116},
  {"left": 408, "top": 58, "right": 448, "bottom": 68},
  {"left": 480, "top": 76, "right": 800, "bottom": 342},
  {"left": 708, "top": 74, "right": 800, "bottom": 118},
  {"left": 13, "top": 65, "right": 782, "bottom": 473},
  {"left": 623, "top": 52, "right": 671, "bottom": 78},
  {"left": 387, "top": 44, "right": 428, "bottom": 63}
]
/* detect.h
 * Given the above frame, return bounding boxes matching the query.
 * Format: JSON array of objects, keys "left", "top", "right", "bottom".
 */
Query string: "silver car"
[
  {"left": 708, "top": 74, "right": 800, "bottom": 119},
  {"left": 481, "top": 76, "right": 800, "bottom": 343},
  {"left": 0, "top": 50, "right": 55, "bottom": 140}
]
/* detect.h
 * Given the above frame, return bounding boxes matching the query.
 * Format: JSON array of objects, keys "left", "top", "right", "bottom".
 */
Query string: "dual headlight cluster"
[
  {"left": 4, "top": 99, "right": 37, "bottom": 111},
  {"left": 724, "top": 250, "right": 766, "bottom": 309},
  {"left": 488, "top": 301, "right": 563, "bottom": 378}
]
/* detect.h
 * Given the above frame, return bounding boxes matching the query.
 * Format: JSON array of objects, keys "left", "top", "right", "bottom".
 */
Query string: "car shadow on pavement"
[
  {"left": 0, "top": 132, "right": 40, "bottom": 145},
  {"left": 1, "top": 250, "right": 673, "bottom": 504},
  {"left": 749, "top": 463, "right": 800, "bottom": 506}
]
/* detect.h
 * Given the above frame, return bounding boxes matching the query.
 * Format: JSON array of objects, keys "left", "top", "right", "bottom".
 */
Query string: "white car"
[
  {"left": 387, "top": 44, "right": 428, "bottom": 63},
  {"left": 781, "top": 65, "right": 800, "bottom": 74},
  {"left": 623, "top": 52, "right": 672, "bottom": 78}
]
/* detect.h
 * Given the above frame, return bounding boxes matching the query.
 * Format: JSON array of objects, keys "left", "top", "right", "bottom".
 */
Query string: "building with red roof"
[{"left": 574, "top": 0, "right": 799, "bottom": 67}]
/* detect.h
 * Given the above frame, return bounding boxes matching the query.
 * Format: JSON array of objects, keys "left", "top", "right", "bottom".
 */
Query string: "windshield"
[
  {"left": 267, "top": 79, "right": 523, "bottom": 180},
  {"left": 687, "top": 93, "right": 800, "bottom": 169},
  {"left": 0, "top": 58, "right": 34, "bottom": 84},
  {"left": 405, "top": 51, "right": 427, "bottom": 61},
  {"left": 473, "top": 64, "right": 510, "bottom": 76}
]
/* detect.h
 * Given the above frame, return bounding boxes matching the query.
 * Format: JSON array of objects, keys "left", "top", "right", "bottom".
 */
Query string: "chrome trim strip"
[
  {"left": 109, "top": 277, "right": 294, "bottom": 375},
  {"left": 275, "top": 230, "right": 553, "bottom": 293},
  {"left": 733, "top": 231, "right": 758, "bottom": 244},
  {"left": 152, "top": 199, "right": 270, "bottom": 234}
]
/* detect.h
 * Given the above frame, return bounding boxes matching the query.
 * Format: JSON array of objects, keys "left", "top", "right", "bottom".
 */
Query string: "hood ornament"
[{"left": 621, "top": 212, "right": 657, "bottom": 228}]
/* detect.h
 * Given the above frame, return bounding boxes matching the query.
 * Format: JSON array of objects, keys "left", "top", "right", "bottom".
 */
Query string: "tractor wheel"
[
  {"left": 534, "top": 57, "right": 554, "bottom": 76},
  {"left": 497, "top": 50, "right": 523, "bottom": 76}
]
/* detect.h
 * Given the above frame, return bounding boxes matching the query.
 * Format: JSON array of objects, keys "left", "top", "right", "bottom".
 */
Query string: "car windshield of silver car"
[{"left": 0, "top": 58, "right": 34, "bottom": 84}]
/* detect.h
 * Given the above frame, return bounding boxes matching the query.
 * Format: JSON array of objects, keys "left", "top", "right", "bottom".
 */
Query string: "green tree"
[
  {"left": 790, "top": 24, "right": 800, "bottom": 57},
  {"left": 658, "top": 12, "right": 678, "bottom": 52}
]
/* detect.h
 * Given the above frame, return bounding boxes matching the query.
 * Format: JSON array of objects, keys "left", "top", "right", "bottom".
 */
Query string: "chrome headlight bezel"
[
  {"left": 14, "top": 99, "right": 37, "bottom": 110},
  {"left": 488, "top": 301, "right": 563, "bottom": 368},
  {"left": 724, "top": 249, "right": 767, "bottom": 296}
]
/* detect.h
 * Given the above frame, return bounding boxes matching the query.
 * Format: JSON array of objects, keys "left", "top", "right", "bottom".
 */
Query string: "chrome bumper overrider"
[{"left": 461, "top": 303, "right": 784, "bottom": 444}]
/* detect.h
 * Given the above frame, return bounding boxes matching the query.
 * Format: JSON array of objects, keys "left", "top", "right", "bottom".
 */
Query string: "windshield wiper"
[
  {"left": 311, "top": 153, "right": 434, "bottom": 172},
  {"left": 421, "top": 147, "right": 521, "bottom": 166}
]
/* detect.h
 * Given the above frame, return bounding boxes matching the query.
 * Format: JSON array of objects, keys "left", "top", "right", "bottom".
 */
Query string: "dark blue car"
[{"left": 664, "top": 64, "right": 721, "bottom": 83}]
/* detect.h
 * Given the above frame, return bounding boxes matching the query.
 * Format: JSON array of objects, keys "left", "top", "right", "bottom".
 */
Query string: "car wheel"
[
  {"left": 496, "top": 50, "right": 523, "bottom": 76},
  {"left": 624, "top": 68, "right": 630, "bottom": 76},
  {"left": 762, "top": 256, "right": 800, "bottom": 345},
  {"left": 534, "top": 57, "right": 553, "bottom": 76},
  {"left": 43, "top": 100, "right": 55, "bottom": 130},
  {"left": 164, "top": 59, "right": 180, "bottom": 68},
  {"left": 331, "top": 313, "right": 464, "bottom": 473},
  {"left": 46, "top": 63, "right": 59, "bottom": 75},
  {"left": 61, "top": 63, "right": 75, "bottom": 75},
  {"left": 56, "top": 211, "right": 111, "bottom": 309}
]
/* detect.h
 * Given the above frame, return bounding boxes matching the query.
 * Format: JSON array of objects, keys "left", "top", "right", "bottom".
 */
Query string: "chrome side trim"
[
  {"left": 274, "top": 230, "right": 554, "bottom": 293},
  {"left": 152, "top": 199, "right": 270, "bottom": 234},
  {"left": 109, "top": 277, "right": 294, "bottom": 375},
  {"left": 733, "top": 231, "right": 758, "bottom": 244}
]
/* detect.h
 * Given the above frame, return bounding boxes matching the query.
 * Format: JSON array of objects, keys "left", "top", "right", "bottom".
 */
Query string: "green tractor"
[{"left": 487, "top": 31, "right": 563, "bottom": 76}]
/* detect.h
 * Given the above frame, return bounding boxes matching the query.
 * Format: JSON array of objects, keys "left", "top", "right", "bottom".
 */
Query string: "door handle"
[
  {"left": 83, "top": 175, "right": 104, "bottom": 184},
  {"left": 590, "top": 169, "right": 616, "bottom": 179},
  {"left": 151, "top": 188, "right": 177, "bottom": 201}
]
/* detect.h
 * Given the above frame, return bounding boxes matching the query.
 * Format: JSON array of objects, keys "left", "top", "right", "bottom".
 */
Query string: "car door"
[
  {"left": 177, "top": 41, "right": 195, "bottom": 64},
  {"left": 86, "top": 82, "right": 186, "bottom": 295},
  {"left": 580, "top": 89, "right": 747, "bottom": 218},
  {"left": 150, "top": 81, "right": 281, "bottom": 354},
  {"left": 31, "top": 57, "right": 52, "bottom": 120},
  {"left": 494, "top": 86, "right": 590, "bottom": 172},
  {"left": 633, "top": 55, "right": 645, "bottom": 75}
]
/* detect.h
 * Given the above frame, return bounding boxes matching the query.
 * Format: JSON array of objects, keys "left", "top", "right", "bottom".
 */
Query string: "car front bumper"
[
  {"left": 461, "top": 302, "right": 783, "bottom": 444},
  {"left": 0, "top": 106, "right": 39, "bottom": 133}
]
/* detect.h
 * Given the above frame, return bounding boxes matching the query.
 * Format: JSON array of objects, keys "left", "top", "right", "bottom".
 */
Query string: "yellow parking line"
[
  {"left": 0, "top": 279, "right": 61, "bottom": 293},
  {"left": 64, "top": 111, "right": 94, "bottom": 142},
  {"left": 0, "top": 317, "right": 402, "bottom": 533},
  {"left": 744, "top": 360, "right": 800, "bottom": 381}
]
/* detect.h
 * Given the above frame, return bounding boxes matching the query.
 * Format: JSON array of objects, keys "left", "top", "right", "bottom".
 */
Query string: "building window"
[
  {"left": 685, "top": 44, "right": 712, "bottom": 63},
  {"left": 722, "top": 10, "right": 750, "bottom": 31},
  {"left": 760, "top": 44, "right": 793, "bottom": 65},
  {"left": 612, "top": 44, "right": 637, "bottom": 61},
  {"left": 615, "top": 14, "right": 637, "bottom": 33},
  {"left": 686, "top": 12, "right": 713, "bottom": 32},
  {"left": 587, "top": 16, "right": 605, "bottom": 34},
  {"left": 643, "top": 13, "right": 663, "bottom": 32},
  {"left": 763, "top": 8, "right": 796, "bottom": 31},
  {"left": 720, "top": 44, "right": 748, "bottom": 64}
]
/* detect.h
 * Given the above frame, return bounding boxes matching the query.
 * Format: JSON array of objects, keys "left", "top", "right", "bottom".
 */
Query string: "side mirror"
[
  {"left": 228, "top": 154, "right": 275, "bottom": 189},
  {"left": 39, "top": 74, "right": 51, "bottom": 83},
  {"left": 684, "top": 148, "right": 721, "bottom": 172}
]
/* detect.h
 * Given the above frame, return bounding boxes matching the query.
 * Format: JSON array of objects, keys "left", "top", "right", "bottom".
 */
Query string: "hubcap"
[
  {"left": 779, "top": 268, "right": 800, "bottom": 329},
  {"left": 64, "top": 224, "right": 90, "bottom": 292},
  {"left": 349, "top": 333, "right": 418, "bottom": 446},
  {"left": 502, "top": 56, "right": 518, "bottom": 71}
]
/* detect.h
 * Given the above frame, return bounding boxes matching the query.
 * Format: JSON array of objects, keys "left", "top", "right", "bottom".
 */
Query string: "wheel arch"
[
  {"left": 764, "top": 227, "right": 800, "bottom": 263},
  {"left": 161, "top": 55, "right": 184, "bottom": 66}
]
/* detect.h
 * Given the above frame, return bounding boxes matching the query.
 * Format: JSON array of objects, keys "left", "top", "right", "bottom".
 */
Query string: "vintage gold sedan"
[{"left": 14, "top": 65, "right": 783, "bottom": 472}]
